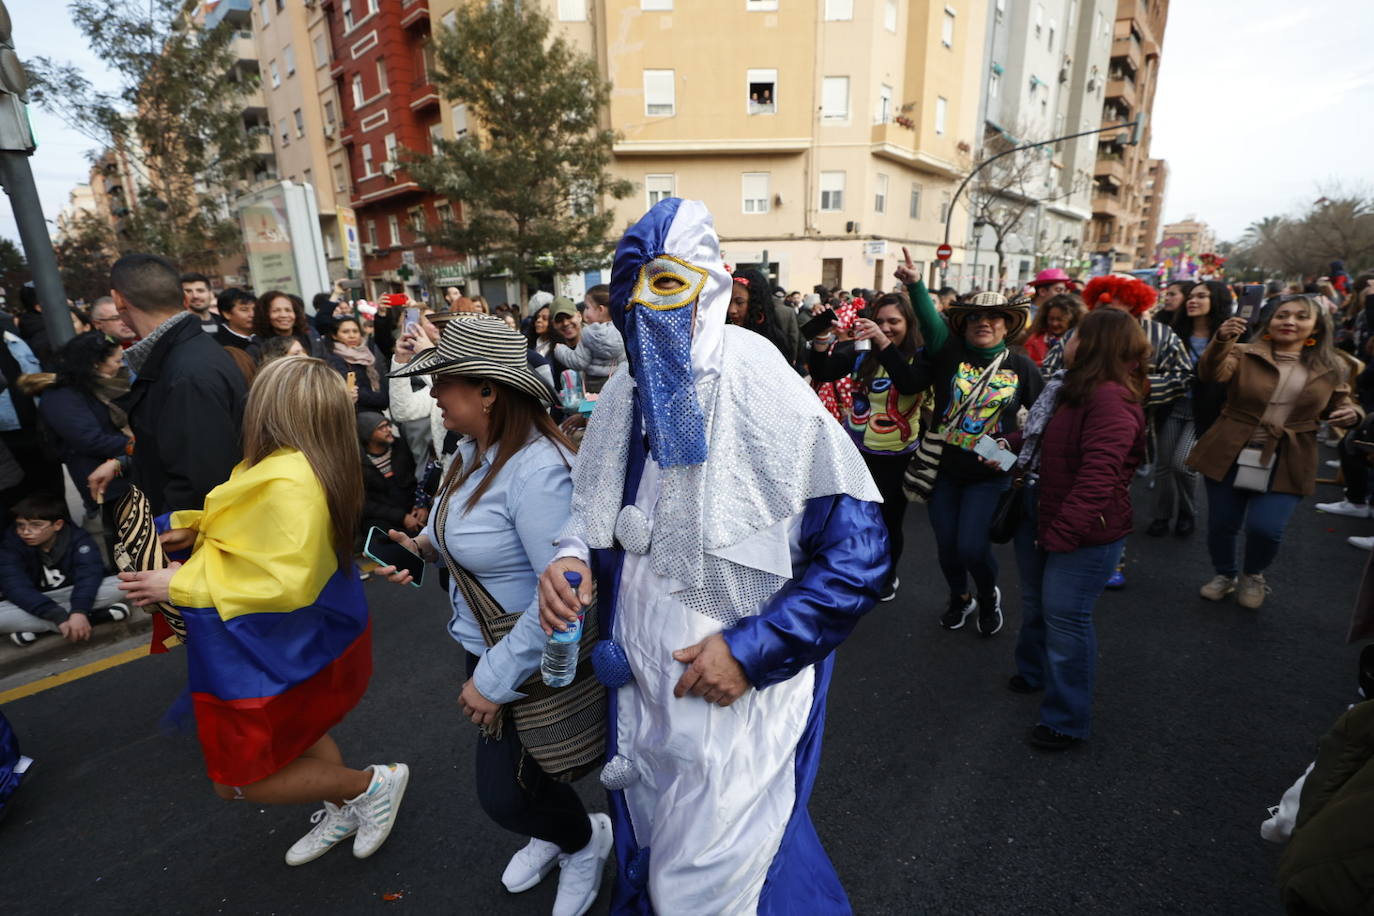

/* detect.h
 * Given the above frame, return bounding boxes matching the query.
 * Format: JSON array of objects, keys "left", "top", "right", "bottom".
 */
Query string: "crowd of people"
[{"left": 0, "top": 205, "right": 1370, "bottom": 915}]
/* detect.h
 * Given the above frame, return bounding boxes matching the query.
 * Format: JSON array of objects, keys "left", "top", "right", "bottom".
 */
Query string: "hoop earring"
[{"left": 1304, "top": 337, "right": 1317, "bottom": 347}]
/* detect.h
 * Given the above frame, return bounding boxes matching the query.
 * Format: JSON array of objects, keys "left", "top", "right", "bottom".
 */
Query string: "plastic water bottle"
[{"left": 541, "top": 571, "right": 585, "bottom": 687}]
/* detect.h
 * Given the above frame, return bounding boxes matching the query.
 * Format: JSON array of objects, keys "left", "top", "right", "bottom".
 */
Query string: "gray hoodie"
[{"left": 554, "top": 321, "right": 625, "bottom": 378}]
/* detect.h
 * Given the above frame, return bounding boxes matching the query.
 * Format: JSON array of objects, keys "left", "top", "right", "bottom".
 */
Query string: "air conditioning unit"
[
  {"left": 381, "top": 161, "right": 396, "bottom": 179},
  {"left": 362, "top": 243, "right": 376, "bottom": 255},
  {"left": 323, "top": 124, "right": 336, "bottom": 138}
]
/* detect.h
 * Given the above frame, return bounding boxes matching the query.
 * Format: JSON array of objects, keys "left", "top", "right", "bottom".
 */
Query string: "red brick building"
[{"left": 322, "top": 0, "right": 455, "bottom": 300}]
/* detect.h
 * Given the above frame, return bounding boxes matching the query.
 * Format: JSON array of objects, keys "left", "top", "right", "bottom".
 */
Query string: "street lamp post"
[
  {"left": 970, "top": 218, "right": 986, "bottom": 291},
  {"left": 941, "top": 115, "right": 1146, "bottom": 285}
]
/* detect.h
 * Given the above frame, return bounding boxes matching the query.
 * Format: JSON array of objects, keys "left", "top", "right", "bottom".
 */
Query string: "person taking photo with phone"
[
  {"left": 373, "top": 315, "right": 612, "bottom": 916},
  {"left": 1189, "top": 295, "right": 1362, "bottom": 608},
  {"left": 117, "top": 356, "right": 409, "bottom": 867}
]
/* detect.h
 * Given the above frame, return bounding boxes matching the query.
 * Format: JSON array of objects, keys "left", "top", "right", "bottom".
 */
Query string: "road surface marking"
[{"left": 0, "top": 645, "right": 150, "bottom": 704}]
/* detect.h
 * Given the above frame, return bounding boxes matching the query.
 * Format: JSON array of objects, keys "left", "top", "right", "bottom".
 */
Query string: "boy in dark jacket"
[
  {"left": 358, "top": 412, "right": 426, "bottom": 543},
  {"left": 0, "top": 494, "right": 128, "bottom": 648}
]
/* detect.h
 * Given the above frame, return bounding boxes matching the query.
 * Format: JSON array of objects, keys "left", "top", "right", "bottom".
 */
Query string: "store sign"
[
  {"left": 240, "top": 189, "right": 299, "bottom": 295},
  {"left": 338, "top": 206, "right": 362, "bottom": 272}
]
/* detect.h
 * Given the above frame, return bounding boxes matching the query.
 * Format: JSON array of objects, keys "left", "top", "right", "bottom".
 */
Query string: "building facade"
[
  {"left": 1158, "top": 216, "right": 1215, "bottom": 258},
  {"left": 1088, "top": 0, "right": 1168, "bottom": 270},
  {"left": 1137, "top": 156, "right": 1168, "bottom": 264}
]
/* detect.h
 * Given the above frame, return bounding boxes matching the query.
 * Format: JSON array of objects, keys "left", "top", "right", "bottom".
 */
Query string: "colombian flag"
[{"left": 168, "top": 448, "right": 371, "bottom": 786}]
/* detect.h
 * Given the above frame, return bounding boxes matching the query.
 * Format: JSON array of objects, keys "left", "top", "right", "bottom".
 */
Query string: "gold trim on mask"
[{"left": 629, "top": 255, "right": 709, "bottom": 312}]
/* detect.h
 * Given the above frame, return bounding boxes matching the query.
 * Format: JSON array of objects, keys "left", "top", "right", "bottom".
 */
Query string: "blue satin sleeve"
[{"left": 722, "top": 494, "right": 889, "bottom": 690}]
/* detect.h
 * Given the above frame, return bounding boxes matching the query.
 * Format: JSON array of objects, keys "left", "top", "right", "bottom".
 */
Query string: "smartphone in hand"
[
  {"left": 801, "top": 308, "right": 840, "bottom": 339},
  {"left": 972, "top": 435, "right": 1017, "bottom": 471},
  {"left": 363, "top": 527, "right": 426, "bottom": 587}
]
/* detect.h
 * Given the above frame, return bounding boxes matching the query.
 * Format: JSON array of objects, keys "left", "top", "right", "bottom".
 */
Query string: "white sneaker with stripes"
[
  {"left": 349, "top": 762, "right": 410, "bottom": 859},
  {"left": 285, "top": 801, "right": 358, "bottom": 866}
]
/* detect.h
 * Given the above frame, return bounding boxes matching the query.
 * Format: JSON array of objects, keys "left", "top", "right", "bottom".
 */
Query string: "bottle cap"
[{"left": 564, "top": 571, "right": 582, "bottom": 589}]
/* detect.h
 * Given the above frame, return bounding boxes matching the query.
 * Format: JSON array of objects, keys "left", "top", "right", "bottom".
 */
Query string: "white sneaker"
[
  {"left": 106, "top": 602, "right": 130, "bottom": 621},
  {"left": 1326, "top": 459, "right": 1343, "bottom": 469},
  {"left": 552, "top": 813, "right": 613, "bottom": 916},
  {"left": 348, "top": 763, "right": 410, "bottom": 859},
  {"left": 1349, "top": 536, "right": 1374, "bottom": 551},
  {"left": 879, "top": 576, "right": 900, "bottom": 603},
  {"left": 1317, "top": 500, "right": 1372, "bottom": 519},
  {"left": 8, "top": 632, "right": 37, "bottom": 648},
  {"left": 285, "top": 801, "right": 358, "bottom": 866},
  {"left": 502, "top": 836, "right": 562, "bottom": 893}
]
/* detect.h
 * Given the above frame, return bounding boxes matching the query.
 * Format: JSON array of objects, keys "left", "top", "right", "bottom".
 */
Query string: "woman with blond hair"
[{"left": 118, "top": 357, "right": 409, "bottom": 867}]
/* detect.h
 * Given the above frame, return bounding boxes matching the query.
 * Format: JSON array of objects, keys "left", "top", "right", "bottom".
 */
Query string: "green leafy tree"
[
  {"left": 0, "top": 238, "right": 28, "bottom": 297},
  {"left": 1228, "top": 187, "right": 1374, "bottom": 278},
  {"left": 26, "top": 0, "right": 258, "bottom": 271},
  {"left": 408, "top": 0, "right": 633, "bottom": 304},
  {"left": 55, "top": 216, "right": 119, "bottom": 304}
]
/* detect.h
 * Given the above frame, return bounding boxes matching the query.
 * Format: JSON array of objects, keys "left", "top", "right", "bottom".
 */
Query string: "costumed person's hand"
[
  {"left": 373, "top": 530, "right": 430, "bottom": 586},
  {"left": 1216, "top": 316, "right": 1248, "bottom": 342},
  {"left": 538, "top": 557, "right": 593, "bottom": 635},
  {"left": 893, "top": 246, "right": 920, "bottom": 285},
  {"left": 1329, "top": 405, "right": 1361, "bottom": 428},
  {"left": 458, "top": 678, "right": 502, "bottom": 727},
  {"left": 59, "top": 612, "right": 92, "bottom": 643},
  {"left": 672, "top": 633, "right": 750, "bottom": 707},
  {"left": 118, "top": 563, "right": 182, "bottom": 607},
  {"left": 87, "top": 459, "right": 119, "bottom": 504},
  {"left": 159, "top": 528, "right": 196, "bottom": 553},
  {"left": 851, "top": 317, "right": 891, "bottom": 350}
]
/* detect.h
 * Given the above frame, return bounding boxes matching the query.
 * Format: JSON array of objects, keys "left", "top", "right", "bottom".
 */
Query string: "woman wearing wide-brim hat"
[
  {"left": 372, "top": 315, "right": 614, "bottom": 915},
  {"left": 894, "top": 250, "right": 1044, "bottom": 639}
]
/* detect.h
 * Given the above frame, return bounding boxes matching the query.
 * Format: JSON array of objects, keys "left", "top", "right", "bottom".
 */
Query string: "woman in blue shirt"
[{"left": 375, "top": 315, "right": 613, "bottom": 916}]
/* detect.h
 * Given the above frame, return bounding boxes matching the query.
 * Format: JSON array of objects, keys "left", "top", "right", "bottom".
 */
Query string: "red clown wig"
[{"left": 1081, "top": 275, "right": 1156, "bottom": 317}]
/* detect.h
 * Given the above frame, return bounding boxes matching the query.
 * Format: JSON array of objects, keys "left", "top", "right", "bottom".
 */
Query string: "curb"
[{"left": 0, "top": 610, "right": 156, "bottom": 682}]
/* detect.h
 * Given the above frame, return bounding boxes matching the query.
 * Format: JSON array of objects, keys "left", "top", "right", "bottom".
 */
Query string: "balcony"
[
  {"left": 203, "top": 0, "right": 251, "bottom": 29},
  {"left": 1112, "top": 34, "right": 1144, "bottom": 75},
  {"left": 1095, "top": 156, "right": 1127, "bottom": 187},
  {"left": 401, "top": 1, "right": 430, "bottom": 29},
  {"left": 230, "top": 32, "right": 257, "bottom": 65}
]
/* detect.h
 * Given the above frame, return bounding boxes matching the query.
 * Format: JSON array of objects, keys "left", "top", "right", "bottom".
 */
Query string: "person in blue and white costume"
[{"left": 538, "top": 198, "right": 890, "bottom": 915}]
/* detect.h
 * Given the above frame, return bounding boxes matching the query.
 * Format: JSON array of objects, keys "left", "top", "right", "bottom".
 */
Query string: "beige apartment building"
[
  {"left": 1159, "top": 215, "right": 1215, "bottom": 257},
  {"left": 1136, "top": 157, "right": 1167, "bottom": 263},
  {"left": 424, "top": 0, "right": 986, "bottom": 295}
]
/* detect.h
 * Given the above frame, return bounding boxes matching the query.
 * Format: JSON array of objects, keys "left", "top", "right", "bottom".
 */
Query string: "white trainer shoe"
[
  {"left": 285, "top": 801, "right": 358, "bottom": 866},
  {"left": 1349, "top": 536, "right": 1374, "bottom": 551},
  {"left": 1316, "top": 499, "right": 1372, "bottom": 519},
  {"left": 552, "top": 813, "right": 613, "bottom": 916},
  {"left": 349, "top": 763, "right": 410, "bottom": 859},
  {"left": 502, "top": 836, "right": 562, "bottom": 892}
]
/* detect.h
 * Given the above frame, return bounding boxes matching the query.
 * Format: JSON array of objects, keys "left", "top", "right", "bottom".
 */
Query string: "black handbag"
[{"left": 989, "top": 477, "right": 1026, "bottom": 544}]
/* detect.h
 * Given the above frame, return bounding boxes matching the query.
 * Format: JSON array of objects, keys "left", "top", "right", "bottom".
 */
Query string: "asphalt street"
[{"left": 1, "top": 471, "right": 1368, "bottom": 916}]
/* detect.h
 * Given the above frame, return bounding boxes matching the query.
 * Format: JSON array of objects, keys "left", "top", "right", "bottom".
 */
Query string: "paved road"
[{"left": 1, "top": 474, "right": 1367, "bottom": 915}]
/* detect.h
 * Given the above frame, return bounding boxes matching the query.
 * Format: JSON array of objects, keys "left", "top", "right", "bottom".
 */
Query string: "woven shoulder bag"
[{"left": 111, "top": 486, "right": 188, "bottom": 642}]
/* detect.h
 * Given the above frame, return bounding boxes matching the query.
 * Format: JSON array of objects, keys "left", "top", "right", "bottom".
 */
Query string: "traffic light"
[
  {"left": 0, "top": 0, "right": 35, "bottom": 152},
  {"left": 1128, "top": 112, "right": 1147, "bottom": 147}
]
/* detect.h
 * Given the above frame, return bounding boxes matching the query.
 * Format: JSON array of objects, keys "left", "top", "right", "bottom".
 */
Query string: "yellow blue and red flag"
[{"left": 168, "top": 448, "right": 371, "bottom": 786}]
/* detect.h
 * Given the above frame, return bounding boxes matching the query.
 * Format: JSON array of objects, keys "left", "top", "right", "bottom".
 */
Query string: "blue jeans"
[
  {"left": 1203, "top": 465, "right": 1302, "bottom": 577},
  {"left": 1013, "top": 484, "right": 1124, "bottom": 738},
  {"left": 928, "top": 472, "right": 1012, "bottom": 598}
]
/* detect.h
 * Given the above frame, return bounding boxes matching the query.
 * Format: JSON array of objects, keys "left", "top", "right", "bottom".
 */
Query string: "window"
[
  {"left": 428, "top": 122, "right": 444, "bottom": 151},
  {"left": 747, "top": 69, "right": 777, "bottom": 115},
  {"left": 283, "top": 45, "right": 296, "bottom": 76},
  {"left": 909, "top": 182, "right": 922, "bottom": 219},
  {"left": 313, "top": 35, "right": 329, "bottom": 68},
  {"left": 421, "top": 41, "right": 437, "bottom": 84},
  {"left": 366, "top": 0, "right": 378, "bottom": 14},
  {"left": 644, "top": 69, "right": 675, "bottom": 116},
  {"left": 819, "top": 171, "right": 845, "bottom": 212},
  {"left": 351, "top": 74, "right": 365, "bottom": 108},
  {"left": 293, "top": 108, "right": 305, "bottom": 137},
  {"left": 942, "top": 7, "right": 956, "bottom": 47},
  {"left": 365, "top": 219, "right": 376, "bottom": 246},
  {"left": 875, "top": 83, "right": 893, "bottom": 124},
  {"left": 343, "top": 0, "right": 354, "bottom": 30},
  {"left": 275, "top": 0, "right": 283, "bottom": 11},
  {"left": 935, "top": 96, "right": 948, "bottom": 134},
  {"left": 323, "top": 100, "right": 337, "bottom": 133},
  {"left": 989, "top": 70, "right": 1000, "bottom": 99},
  {"left": 383, "top": 132, "right": 398, "bottom": 166},
  {"left": 1035, "top": 3, "right": 1044, "bottom": 37},
  {"left": 387, "top": 215, "right": 400, "bottom": 247},
  {"left": 995, "top": 0, "right": 1005, "bottom": 14},
  {"left": 258, "top": 0, "right": 270, "bottom": 26},
  {"left": 453, "top": 103, "right": 469, "bottom": 138},
  {"left": 269, "top": 60, "right": 281, "bottom": 88},
  {"left": 278, "top": 117, "right": 290, "bottom": 146},
  {"left": 742, "top": 172, "right": 769, "bottom": 213},
  {"left": 874, "top": 173, "right": 888, "bottom": 214},
  {"left": 333, "top": 163, "right": 347, "bottom": 193},
  {"left": 376, "top": 60, "right": 388, "bottom": 94},
  {"left": 645, "top": 174, "right": 674, "bottom": 209},
  {"left": 642, "top": 0, "right": 673, "bottom": 8},
  {"left": 435, "top": 202, "right": 454, "bottom": 226},
  {"left": 1097, "top": 11, "right": 1107, "bottom": 38},
  {"left": 745, "top": 0, "right": 778, "bottom": 10},
  {"left": 1048, "top": 20, "right": 1056, "bottom": 50},
  {"left": 884, "top": 0, "right": 898, "bottom": 30},
  {"left": 408, "top": 207, "right": 425, "bottom": 234},
  {"left": 821, "top": 76, "right": 849, "bottom": 121},
  {"left": 361, "top": 143, "right": 374, "bottom": 175},
  {"left": 558, "top": 0, "right": 586, "bottom": 21},
  {"left": 938, "top": 191, "right": 951, "bottom": 223},
  {"left": 442, "top": 10, "right": 457, "bottom": 29},
  {"left": 303, "top": 167, "right": 312, "bottom": 188},
  {"left": 824, "top": 0, "right": 853, "bottom": 20}
]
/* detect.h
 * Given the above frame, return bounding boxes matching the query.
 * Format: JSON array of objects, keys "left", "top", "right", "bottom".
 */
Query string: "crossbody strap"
[{"left": 943, "top": 349, "right": 1008, "bottom": 432}]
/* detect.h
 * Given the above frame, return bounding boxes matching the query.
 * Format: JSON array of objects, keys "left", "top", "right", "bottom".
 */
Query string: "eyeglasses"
[{"left": 15, "top": 520, "right": 55, "bottom": 533}]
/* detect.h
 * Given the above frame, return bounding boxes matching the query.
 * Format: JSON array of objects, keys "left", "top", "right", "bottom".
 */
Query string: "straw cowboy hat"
[
  {"left": 944, "top": 291, "right": 1030, "bottom": 338},
  {"left": 389, "top": 313, "right": 554, "bottom": 404}
]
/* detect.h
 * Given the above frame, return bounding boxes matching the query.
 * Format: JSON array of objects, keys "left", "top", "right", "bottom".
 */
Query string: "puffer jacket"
[
  {"left": 1278, "top": 699, "right": 1374, "bottom": 915},
  {"left": 1031, "top": 381, "right": 1146, "bottom": 553}
]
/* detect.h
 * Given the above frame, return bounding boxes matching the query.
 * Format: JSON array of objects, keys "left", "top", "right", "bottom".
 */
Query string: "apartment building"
[
  {"left": 1088, "top": 0, "right": 1168, "bottom": 269},
  {"left": 247, "top": 0, "right": 352, "bottom": 279},
  {"left": 1158, "top": 215, "right": 1214, "bottom": 257},
  {"left": 54, "top": 184, "right": 98, "bottom": 241},
  {"left": 319, "top": 0, "right": 453, "bottom": 300},
  {"left": 1137, "top": 156, "right": 1167, "bottom": 262},
  {"left": 511, "top": 0, "right": 986, "bottom": 295},
  {"left": 969, "top": 0, "right": 1113, "bottom": 289}
]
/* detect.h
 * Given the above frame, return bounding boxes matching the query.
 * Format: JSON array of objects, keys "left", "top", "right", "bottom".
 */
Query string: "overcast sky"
[{"left": 4, "top": 0, "right": 1372, "bottom": 251}]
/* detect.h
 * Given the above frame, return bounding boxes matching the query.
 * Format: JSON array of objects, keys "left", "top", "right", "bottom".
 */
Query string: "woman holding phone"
[
  {"left": 373, "top": 315, "right": 613, "bottom": 916},
  {"left": 326, "top": 315, "right": 390, "bottom": 412},
  {"left": 117, "top": 357, "right": 409, "bottom": 866}
]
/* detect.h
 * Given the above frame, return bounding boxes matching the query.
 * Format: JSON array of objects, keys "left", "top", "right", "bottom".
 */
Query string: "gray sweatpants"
[{"left": 0, "top": 576, "right": 125, "bottom": 634}]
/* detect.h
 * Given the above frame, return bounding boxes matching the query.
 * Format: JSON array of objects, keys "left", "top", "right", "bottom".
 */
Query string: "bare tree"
[{"left": 1230, "top": 185, "right": 1374, "bottom": 278}]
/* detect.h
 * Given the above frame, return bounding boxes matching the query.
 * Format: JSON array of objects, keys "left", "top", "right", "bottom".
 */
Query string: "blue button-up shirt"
[
  {"left": 424, "top": 433, "right": 574, "bottom": 704},
  {"left": 0, "top": 332, "right": 42, "bottom": 432}
]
